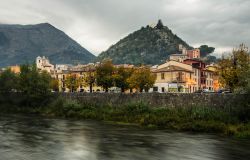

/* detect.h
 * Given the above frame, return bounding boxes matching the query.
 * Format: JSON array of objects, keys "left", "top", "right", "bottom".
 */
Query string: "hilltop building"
[
  {"left": 187, "top": 49, "right": 200, "bottom": 59},
  {"left": 170, "top": 45, "right": 201, "bottom": 63}
]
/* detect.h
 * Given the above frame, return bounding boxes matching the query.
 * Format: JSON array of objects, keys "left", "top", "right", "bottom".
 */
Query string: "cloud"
[{"left": 0, "top": 0, "right": 250, "bottom": 56}]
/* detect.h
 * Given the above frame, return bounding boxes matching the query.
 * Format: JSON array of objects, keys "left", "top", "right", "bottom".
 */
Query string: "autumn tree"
[
  {"left": 113, "top": 67, "right": 133, "bottom": 92},
  {"left": 50, "top": 78, "right": 59, "bottom": 92},
  {"left": 218, "top": 44, "right": 250, "bottom": 92},
  {"left": 128, "top": 67, "right": 156, "bottom": 92},
  {"left": 96, "top": 60, "right": 115, "bottom": 92},
  {"left": 65, "top": 74, "right": 80, "bottom": 92},
  {"left": 83, "top": 69, "right": 96, "bottom": 93}
]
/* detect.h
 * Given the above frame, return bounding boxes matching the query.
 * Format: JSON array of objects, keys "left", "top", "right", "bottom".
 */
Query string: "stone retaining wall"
[{"left": 60, "top": 93, "right": 249, "bottom": 108}]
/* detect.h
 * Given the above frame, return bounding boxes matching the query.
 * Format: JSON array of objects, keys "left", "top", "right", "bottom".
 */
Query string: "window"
[
  {"left": 162, "top": 87, "right": 165, "bottom": 93},
  {"left": 153, "top": 87, "right": 158, "bottom": 92},
  {"left": 161, "top": 73, "right": 165, "bottom": 80}
]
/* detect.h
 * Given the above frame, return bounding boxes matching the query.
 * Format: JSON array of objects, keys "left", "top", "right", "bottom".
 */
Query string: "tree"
[
  {"left": 128, "top": 67, "right": 156, "bottom": 92},
  {"left": 83, "top": 70, "right": 96, "bottom": 93},
  {"left": 156, "top": 19, "right": 164, "bottom": 30},
  {"left": 50, "top": 78, "right": 59, "bottom": 92},
  {"left": 19, "top": 64, "right": 52, "bottom": 107},
  {"left": 203, "top": 55, "right": 218, "bottom": 64},
  {"left": 113, "top": 67, "right": 133, "bottom": 92},
  {"left": 96, "top": 60, "right": 115, "bottom": 92},
  {"left": 218, "top": 44, "right": 250, "bottom": 92},
  {"left": 65, "top": 74, "right": 80, "bottom": 92},
  {"left": 199, "top": 45, "right": 215, "bottom": 57},
  {"left": 0, "top": 69, "right": 18, "bottom": 93}
]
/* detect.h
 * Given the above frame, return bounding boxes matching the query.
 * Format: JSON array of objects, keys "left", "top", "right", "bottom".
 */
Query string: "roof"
[
  {"left": 183, "top": 59, "right": 204, "bottom": 63},
  {"left": 153, "top": 65, "right": 193, "bottom": 73},
  {"left": 170, "top": 54, "right": 188, "bottom": 56}
]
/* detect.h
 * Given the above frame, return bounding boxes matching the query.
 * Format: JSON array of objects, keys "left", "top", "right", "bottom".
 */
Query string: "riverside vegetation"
[
  {"left": 0, "top": 45, "right": 250, "bottom": 138},
  {"left": 1, "top": 95, "right": 250, "bottom": 138}
]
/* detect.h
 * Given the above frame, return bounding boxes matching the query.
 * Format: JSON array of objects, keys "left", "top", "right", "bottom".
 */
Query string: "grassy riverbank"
[{"left": 2, "top": 96, "right": 250, "bottom": 138}]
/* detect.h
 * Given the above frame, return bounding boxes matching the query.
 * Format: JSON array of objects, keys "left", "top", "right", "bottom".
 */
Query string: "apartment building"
[{"left": 150, "top": 60, "right": 199, "bottom": 93}]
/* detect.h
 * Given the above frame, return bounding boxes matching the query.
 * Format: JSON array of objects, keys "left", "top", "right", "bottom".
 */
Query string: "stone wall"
[{"left": 61, "top": 93, "right": 250, "bottom": 108}]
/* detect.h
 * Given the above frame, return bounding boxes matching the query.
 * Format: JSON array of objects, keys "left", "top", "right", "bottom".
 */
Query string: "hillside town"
[{"left": 1, "top": 44, "right": 220, "bottom": 93}]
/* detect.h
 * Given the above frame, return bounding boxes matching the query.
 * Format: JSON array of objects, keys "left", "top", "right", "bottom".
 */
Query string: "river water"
[{"left": 0, "top": 114, "right": 250, "bottom": 160}]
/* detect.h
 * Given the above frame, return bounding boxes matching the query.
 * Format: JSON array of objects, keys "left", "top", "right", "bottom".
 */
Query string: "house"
[
  {"left": 169, "top": 45, "right": 200, "bottom": 62},
  {"left": 206, "top": 64, "right": 220, "bottom": 92},
  {"left": 54, "top": 64, "right": 103, "bottom": 93},
  {"left": 150, "top": 60, "right": 199, "bottom": 93},
  {"left": 187, "top": 49, "right": 200, "bottom": 59},
  {"left": 169, "top": 54, "right": 188, "bottom": 62},
  {"left": 183, "top": 59, "right": 214, "bottom": 91},
  {"left": 0, "top": 68, "right": 5, "bottom": 74},
  {"left": 9, "top": 65, "right": 21, "bottom": 74}
]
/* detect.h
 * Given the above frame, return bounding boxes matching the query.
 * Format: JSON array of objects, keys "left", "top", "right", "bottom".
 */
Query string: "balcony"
[{"left": 171, "top": 77, "right": 187, "bottom": 83}]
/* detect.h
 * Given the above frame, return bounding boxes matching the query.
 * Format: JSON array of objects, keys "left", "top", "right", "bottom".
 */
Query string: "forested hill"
[{"left": 98, "top": 20, "right": 192, "bottom": 65}]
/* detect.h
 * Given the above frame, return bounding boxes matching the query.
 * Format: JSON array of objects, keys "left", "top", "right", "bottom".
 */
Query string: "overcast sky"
[{"left": 0, "top": 0, "right": 249, "bottom": 56}]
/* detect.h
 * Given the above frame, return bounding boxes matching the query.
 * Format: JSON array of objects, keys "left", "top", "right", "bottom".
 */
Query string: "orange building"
[{"left": 9, "top": 65, "right": 21, "bottom": 74}]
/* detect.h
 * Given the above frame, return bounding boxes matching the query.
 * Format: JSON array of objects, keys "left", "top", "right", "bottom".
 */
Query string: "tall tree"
[
  {"left": 199, "top": 45, "right": 215, "bottom": 57},
  {"left": 65, "top": 74, "right": 80, "bottom": 92},
  {"left": 113, "top": 67, "right": 133, "bottom": 92},
  {"left": 128, "top": 67, "right": 156, "bottom": 92},
  {"left": 96, "top": 60, "right": 115, "bottom": 92},
  {"left": 19, "top": 64, "right": 51, "bottom": 107},
  {"left": 83, "top": 69, "right": 96, "bottom": 93},
  {"left": 0, "top": 69, "right": 18, "bottom": 93},
  {"left": 218, "top": 44, "right": 250, "bottom": 92}
]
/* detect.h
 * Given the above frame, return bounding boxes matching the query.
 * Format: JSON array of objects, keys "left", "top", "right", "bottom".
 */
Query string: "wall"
[{"left": 61, "top": 93, "right": 249, "bottom": 108}]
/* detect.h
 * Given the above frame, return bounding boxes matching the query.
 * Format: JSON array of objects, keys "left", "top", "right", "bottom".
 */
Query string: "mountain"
[
  {"left": 98, "top": 20, "right": 192, "bottom": 65},
  {"left": 0, "top": 23, "right": 95, "bottom": 67}
]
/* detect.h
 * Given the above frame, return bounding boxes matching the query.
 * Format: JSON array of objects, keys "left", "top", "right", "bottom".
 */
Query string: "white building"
[
  {"left": 36, "top": 56, "right": 55, "bottom": 73},
  {"left": 149, "top": 60, "right": 200, "bottom": 93}
]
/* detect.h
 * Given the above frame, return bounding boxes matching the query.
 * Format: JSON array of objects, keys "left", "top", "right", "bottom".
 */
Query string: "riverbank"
[{"left": 1, "top": 95, "right": 250, "bottom": 138}]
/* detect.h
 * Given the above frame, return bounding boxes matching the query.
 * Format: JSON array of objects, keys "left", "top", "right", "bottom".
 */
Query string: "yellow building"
[
  {"left": 206, "top": 64, "right": 220, "bottom": 92},
  {"left": 150, "top": 61, "right": 199, "bottom": 93},
  {"left": 54, "top": 64, "right": 103, "bottom": 92}
]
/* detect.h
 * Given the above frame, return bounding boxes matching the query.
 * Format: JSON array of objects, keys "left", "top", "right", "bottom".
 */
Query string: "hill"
[
  {"left": 98, "top": 20, "right": 192, "bottom": 65},
  {"left": 0, "top": 23, "right": 95, "bottom": 67}
]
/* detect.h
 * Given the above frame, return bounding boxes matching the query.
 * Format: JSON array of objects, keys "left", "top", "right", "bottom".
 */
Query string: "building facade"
[
  {"left": 187, "top": 49, "right": 201, "bottom": 59},
  {"left": 150, "top": 61, "right": 199, "bottom": 93}
]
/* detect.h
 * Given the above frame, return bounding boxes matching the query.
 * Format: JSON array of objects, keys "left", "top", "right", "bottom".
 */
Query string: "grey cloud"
[{"left": 0, "top": 0, "right": 250, "bottom": 55}]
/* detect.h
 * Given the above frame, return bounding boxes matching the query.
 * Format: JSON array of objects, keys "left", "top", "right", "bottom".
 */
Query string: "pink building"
[{"left": 187, "top": 49, "right": 200, "bottom": 59}]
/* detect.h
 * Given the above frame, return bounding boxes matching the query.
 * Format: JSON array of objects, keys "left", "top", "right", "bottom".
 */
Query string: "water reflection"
[{"left": 0, "top": 114, "right": 250, "bottom": 160}]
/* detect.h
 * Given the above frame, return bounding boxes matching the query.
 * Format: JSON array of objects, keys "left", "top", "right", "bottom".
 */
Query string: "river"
[{"left": 0, "top": 114, "right": 250, "bottom": 160}]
